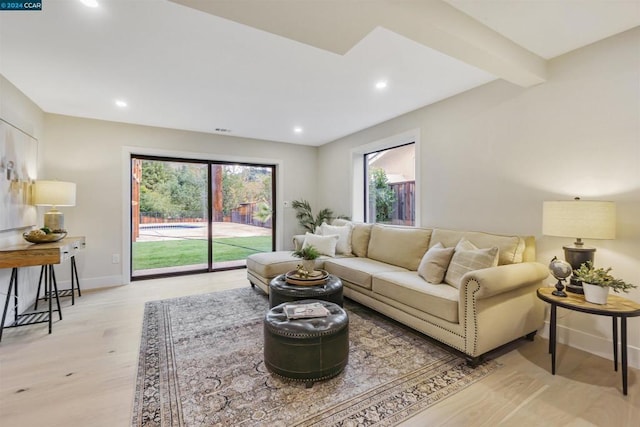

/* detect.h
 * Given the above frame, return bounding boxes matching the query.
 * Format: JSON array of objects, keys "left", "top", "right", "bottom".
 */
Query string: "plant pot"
[
  {"left": 302, "top": 259, "right": 316, "bottom": 273},
  {"left": 582, "top": 282, "right": 609, "bottom": 304}
]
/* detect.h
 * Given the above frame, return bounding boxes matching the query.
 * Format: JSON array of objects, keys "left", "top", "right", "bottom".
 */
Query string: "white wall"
[
  {"left": 0, "top": 74, "right": 45, "bottom": 323},
  {"left": 41, "top": 114, "right": 318, "bottom": 288},
  {"left": 317, "top": 28, "right": 640, "bottom": 367}
]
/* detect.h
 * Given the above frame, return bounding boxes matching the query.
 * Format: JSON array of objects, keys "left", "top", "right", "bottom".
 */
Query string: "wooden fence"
[
  {"left": 139, "top": 202, "right": 271, "bottom": 228},
  {"left": 389, "top": 181, "right": 415, "bottom": 226}
]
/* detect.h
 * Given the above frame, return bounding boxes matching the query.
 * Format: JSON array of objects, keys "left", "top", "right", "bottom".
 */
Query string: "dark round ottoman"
[
  {"left": 264, "top": 300, "right": 349, "bottom": 387},
  {"left": 269, "top": 274, "right": 343, "bottom": 308}
]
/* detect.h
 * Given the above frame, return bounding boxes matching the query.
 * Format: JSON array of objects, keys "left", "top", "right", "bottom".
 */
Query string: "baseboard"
[
  {"left": 56, "top": 275, "right": 125, "bottom": 291},
  {"left": 539, "top": 321, "right": 640, "bottom": 370}
]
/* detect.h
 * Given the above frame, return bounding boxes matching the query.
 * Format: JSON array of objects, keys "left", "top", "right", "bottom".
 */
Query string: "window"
[{"left": 364, "top": 143, "right": 415, "bottom": 225}]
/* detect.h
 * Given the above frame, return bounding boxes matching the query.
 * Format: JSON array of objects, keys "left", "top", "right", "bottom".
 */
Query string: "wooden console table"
[
  {"left": 537, "top": 287, "right": 640, "bottom": 395},
  {"left": 0, "top": 236, "right": 86, "bottom": 342}
]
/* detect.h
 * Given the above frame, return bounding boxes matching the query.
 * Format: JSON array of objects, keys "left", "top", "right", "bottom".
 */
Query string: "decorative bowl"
[
  {"left": 285, "top": 269, "right": 329, "bottom": 286},
  {"left": 23, "top": 231, "right": 67, "bottom": 244}
]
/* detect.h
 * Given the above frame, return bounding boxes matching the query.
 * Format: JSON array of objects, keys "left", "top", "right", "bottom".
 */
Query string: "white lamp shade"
[
  {"left": 542, "top": 200, "right": 616, "bottom": 240},
  {"left": 33, "top": 180, "right": 76, "bottom": 207}
]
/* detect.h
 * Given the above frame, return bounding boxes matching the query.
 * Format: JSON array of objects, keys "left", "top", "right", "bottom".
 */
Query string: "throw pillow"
[
  {"left": 302, "top": 232, "right": 339, "bottom": 257},
  {"left": 417, "top": 242, "right": 455, "bottom": 284},
  {"left": 444, "top": 238, "right": 499, "bottom": 289},
  {"left": 319, "top": 222, "right": 353, "bottom": 255},
  {"left": 351, "top": 223, "right": 373, "bottom": 257}
]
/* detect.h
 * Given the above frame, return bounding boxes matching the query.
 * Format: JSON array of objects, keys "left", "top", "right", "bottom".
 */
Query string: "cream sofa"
[{"left": 247, "top": 223, "right": 548, "bottom": 365}]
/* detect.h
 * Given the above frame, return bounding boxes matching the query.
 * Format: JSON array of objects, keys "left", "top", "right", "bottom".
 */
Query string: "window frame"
[{"left": 350, "top": 129, "right": 421, "bottom": 225}]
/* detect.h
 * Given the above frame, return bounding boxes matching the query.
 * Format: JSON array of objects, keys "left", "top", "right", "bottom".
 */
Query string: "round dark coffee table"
[
  {"left": 263, "top": 299, "right": 349, "bottom": 387},
  {"left": 269, "top": 273, "right": 343, "bottom": 308}
]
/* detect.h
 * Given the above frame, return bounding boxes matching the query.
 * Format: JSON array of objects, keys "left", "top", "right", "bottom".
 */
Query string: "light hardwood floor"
[{"left": 0, "top": 269, "right": 637, "bottom": 426}]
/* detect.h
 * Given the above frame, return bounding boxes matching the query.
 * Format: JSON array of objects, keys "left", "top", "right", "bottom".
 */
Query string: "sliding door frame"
[{"left": 122, "top": 146, "right": 283, "bottom": 284}]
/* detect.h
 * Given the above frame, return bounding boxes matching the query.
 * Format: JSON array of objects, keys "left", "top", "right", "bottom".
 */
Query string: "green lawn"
[{"left": 132, "top": 236, "right": 273, "bottom": 270}]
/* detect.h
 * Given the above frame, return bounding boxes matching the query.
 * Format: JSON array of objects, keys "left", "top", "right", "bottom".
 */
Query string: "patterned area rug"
[{"left": 132, "top": 287, "right": 498, "bottom": 426}]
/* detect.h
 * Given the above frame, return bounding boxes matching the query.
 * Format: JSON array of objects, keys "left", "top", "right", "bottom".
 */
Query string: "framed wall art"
[{"left": 0, "top": 119, "right": 37, "bottom": 231}]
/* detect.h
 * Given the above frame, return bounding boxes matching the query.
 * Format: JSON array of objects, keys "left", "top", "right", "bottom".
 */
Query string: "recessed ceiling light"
[
  {"left": 293, "top": 127, "right": 303, "bottom": 134},
  {"left": 80, "top": 0, "right": 99, "bottom": 7},
  {"left": 375, "top": 80, "right": 388, "bottom": 90},
  {"left": 115, "top": 99, "right": 127, "bottom": 108}
]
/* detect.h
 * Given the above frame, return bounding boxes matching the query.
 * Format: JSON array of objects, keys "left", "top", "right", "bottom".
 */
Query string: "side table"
[
  {"left": 537, "top": 287, "right": 640, "bottom": 395},
  {"left": 0, "top": 236, "right": 86, "bottom": 342}
]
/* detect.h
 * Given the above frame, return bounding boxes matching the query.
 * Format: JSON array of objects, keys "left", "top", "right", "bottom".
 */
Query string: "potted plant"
[
  {"left": 292, "top": 245, "right": 320, "bottom": 276},
  {"left": 573, "top": 261, "right": 637, "bottom": 304},
  {"left": 291, "top": 200, "right": 335, "bottom": 233},
  {"left": 291, "top": 199, "right": 350, "bottom": 233}
]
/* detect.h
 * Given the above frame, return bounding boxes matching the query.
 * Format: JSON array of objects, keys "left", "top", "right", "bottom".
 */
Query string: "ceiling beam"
[{"left": 171, "top": 0, "right": 547, "bottom": 87}]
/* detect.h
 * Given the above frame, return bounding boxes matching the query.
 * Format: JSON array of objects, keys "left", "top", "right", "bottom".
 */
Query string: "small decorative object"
[
  {"left": 548, "top": 256, "right": 572, "bottom": 297},
  {"left": 23, "top": 226, "right": 67, "bottom": 243},
  {"left": 296, "top": 264, "right": 312, "bottom": 279},
  {"left": 573, "top": 261, "right": 637, "bottom": 304},
  {"left": 292, "top": 245, "right": 320, "bottom": 274}
]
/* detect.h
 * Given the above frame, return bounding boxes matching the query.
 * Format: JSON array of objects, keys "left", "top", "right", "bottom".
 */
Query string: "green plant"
[
  {"left": 253, "top": 202, "right": 272, "bottom": 223},
  {"left": 573, "top": 261, "right": 637, "bottom": 293},
  {"left": 369, "top": 167, "right": 395, "bottom": 222},
  {"left": 291, "top": 199, "right": 335, "bottom": 233},
  {"left": 292, "top": 245, "right": 320, "bottom": 260}
]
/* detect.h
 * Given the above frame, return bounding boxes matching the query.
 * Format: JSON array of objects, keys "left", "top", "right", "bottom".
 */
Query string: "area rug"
[{"left": 132, "top": 287, "right": 498, "bottom": 426}]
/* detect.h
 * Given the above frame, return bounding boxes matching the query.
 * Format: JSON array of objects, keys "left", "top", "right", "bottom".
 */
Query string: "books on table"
[{"left": 284, "top": 302, "right": 330, "bottom": 319}]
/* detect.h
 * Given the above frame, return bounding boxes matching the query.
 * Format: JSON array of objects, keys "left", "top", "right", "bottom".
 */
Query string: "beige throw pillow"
[
  {"left": 351, "top": 223, "right": 373, "bottom": 257},
  {"left": 417, "top": 242, "right": 455, "bottom": 284},
  {"left": 444, "top": 238, "right": 499, "bottom": 289},
  {"left": 302, "top": 232, "right": 339, "bottom": 257},
  {"left": 319, "top": 222, "right": 353, "bottom": 255}
]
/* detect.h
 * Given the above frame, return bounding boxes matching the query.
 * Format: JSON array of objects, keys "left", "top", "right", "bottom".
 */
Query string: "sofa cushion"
[
  {"left": 417, "top": 242, "right": 455, "bottom": 284},
  {"left": 302, "top": 232, "right": 339, "bottom": 257},
  {"left": 444, "top": 239, "right": 499, "bottom": 289},
  {"left": 319, "top": 222, "right": 353, "bottom": 255},
  {"left": 430, "top": 229, "right": 525, "bottom": 265},
  {"left": 324, "top": 257, "right": 407, "bottom": 290},
  {"left": 367, "top": 225, "right": 432, "bottom": 270},
  {"left": 372, "top": 272, "right": 459, "bottom": 323},
  {"left": 246, "top": 252, "right": 305, "bottom": 279},
  {"left": 351, "top": 223, "right": 373, "bottom": 257}
]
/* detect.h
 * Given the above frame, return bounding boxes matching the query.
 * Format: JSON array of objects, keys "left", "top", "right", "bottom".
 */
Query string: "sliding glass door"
[{"left": 131, "top": 156, "right": 275, "bottom": 279}]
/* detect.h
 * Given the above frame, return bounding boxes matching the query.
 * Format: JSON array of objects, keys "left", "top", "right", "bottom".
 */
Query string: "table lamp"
[
  {"left": 33, "top": 180, "right": 76, "bottom": 231},
  {"left": 542, "top": 197, "right": 616, "bottom": 294}
]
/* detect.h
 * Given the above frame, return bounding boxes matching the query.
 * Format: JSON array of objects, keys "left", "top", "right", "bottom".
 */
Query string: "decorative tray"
[
  {"left": 285, "top": 269, "right": 329, "bottom": 286},
  {"left": 23, "top": 231, "right": 67, "bottom": 244}
]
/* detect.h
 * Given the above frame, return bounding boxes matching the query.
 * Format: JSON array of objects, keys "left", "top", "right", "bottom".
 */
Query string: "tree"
[{"left": 369, "top": 167, "right": 395, "bottom": 222}]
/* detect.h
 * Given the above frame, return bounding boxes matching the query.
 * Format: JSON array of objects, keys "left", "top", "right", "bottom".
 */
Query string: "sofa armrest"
[{"left": 461, "top": 262, "right": 549, "bottom": 300}]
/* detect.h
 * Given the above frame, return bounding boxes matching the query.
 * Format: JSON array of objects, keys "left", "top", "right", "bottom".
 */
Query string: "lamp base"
[
  {"left": 563, "top": 245, "right": 595, "bottom": 295},
  {"left": 44, "top": 209, "right": 64, "bottom": 231}
]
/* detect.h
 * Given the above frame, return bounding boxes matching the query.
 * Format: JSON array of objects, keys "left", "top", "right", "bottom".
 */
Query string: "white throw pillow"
[
  {"left": 319, "top": 222, "right": 353, "bottom": 255},
  {"left": 417, "top": 242, "right": 455, "bottom": 284},
  {"left": 302, "top": 232, "right": 340, "bottom": 257},
  {"left": 444, "top": 238, "right": 499, "bottom": 289},
  {"left": 331, "top": 218, "right": 352, "bottom": 227}
]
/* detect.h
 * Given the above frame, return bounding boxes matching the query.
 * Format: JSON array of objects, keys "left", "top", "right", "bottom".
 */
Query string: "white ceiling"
[{"left": 0, "top": 0, "right": 638, "bottom": 146}]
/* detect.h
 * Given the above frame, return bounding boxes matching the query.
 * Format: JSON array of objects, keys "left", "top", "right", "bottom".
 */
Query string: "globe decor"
[{"left": 549, "top": 256, "right": 572, "bottom": 297}]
